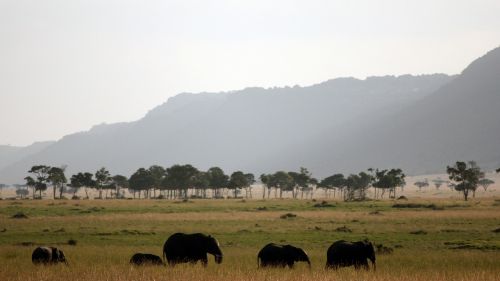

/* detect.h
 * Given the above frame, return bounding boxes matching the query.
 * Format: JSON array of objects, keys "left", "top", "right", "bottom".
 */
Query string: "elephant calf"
[
  {"left": 257, "top": 243, "right": 310, "bottom": 268},
  {"left": 130, "top": 253, "right": 164, "bottom": 266},
  {"left": 326, "top": 240, "right": 376, "bottom": 270},
  {"left": 32, "top": 246, "right": 67, "bottom": 265}
]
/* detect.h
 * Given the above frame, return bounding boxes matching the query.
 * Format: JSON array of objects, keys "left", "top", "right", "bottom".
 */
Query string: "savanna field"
[{"left": 1, "top": 194, "right": 500, "bottom": 281}]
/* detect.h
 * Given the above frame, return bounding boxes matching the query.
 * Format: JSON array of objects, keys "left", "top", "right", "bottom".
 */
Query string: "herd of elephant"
[{"left": 32, "top": 232, "right": 376, "bottom": 270}]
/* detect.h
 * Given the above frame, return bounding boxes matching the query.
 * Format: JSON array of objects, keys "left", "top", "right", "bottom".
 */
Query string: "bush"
[
  {"left": 67, "top": 239, "right": 77, "bottom": 246},
  {"left": 280, "top": 213, "right": 297, "bottom": 219},
  {"left": 410, "top": 230, "right": 427, "bottom": 235},
  {"left": 313, "top": 201, "right": 334, "bottom": 208},
  {"left": 11, "top": 212, "right": 28, "bottom": 219},
  {"left": 376, "top": 244, "right": 394, "bottom": 254},
  {"left": 335, "top": 226, "right": 352, "bottom": 232}
]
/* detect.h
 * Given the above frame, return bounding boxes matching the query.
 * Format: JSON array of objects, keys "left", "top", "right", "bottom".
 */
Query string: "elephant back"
[{"left": 32, "top": 247, "right": 52, "bottom": 264}]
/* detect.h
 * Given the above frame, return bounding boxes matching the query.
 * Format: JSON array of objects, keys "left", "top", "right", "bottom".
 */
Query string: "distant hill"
[
  {"left": 0, "top": 141, "right": 54, "bottom": 172},
  {"left": 0, "top": 73, "right": 452, "bottom": 183},
  {"left": 276, "top": 46, "right": 500, "bottom": 176}
]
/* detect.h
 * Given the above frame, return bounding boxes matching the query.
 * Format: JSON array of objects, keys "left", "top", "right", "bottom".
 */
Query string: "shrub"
[
  {"left": 280, "top": 213, "right": 297, "bottom": 219},
  {"left": 11, "top": 212, "right": 28, "bottom": 219}
]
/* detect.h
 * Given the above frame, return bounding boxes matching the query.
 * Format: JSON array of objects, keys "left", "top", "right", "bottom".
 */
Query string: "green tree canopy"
[
  {"left": 27, "top": 165, "right": 50, "bottom": 199},
  {"left": 129, "top": 168, "right": 155, "bottom": 194},
  {"left": 372, "top": 168, "right": 406, "bottom": 198},
  {"left": 48, "top": 166, "right": 67, "bottom": 199},
  {"left": 228, "top": 171, "right": 248, "bottom": 198},
  {"left": 95, "top": 167, "right": 112, "bottom": 199},
  {"left": 447, "top": 161, "right": 484, "bottom": 201},
  {"left": 162, "top": 164, "right": 199, "bottom": 198}
]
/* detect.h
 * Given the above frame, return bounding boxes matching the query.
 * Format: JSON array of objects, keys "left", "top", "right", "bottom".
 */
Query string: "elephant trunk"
[
  {"left": 307, "top": 259, "right": 311, "bottom": 269},
  {"left": 214, "top": 254, "right": 223, "bottom": 264}
]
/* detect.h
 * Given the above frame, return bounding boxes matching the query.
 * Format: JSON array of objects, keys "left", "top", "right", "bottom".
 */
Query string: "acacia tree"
[
  {"left": 288, "top": 168, "right": 313, "bottom": 199},
  {"left": 446, "top": 161, "right": 484, "bottom": 201},
  {"left": 319, "top": 174, "right": 346, "bottom": 198},
  {"left": 228, "top": 171, "right": 248, "bottom": 198},
  {"left": 129, "top": 168, "right": 155, "bottom": 199},
  {"left": 111, "top": 175, "right": 129, "bottom": 198},
  {"left": 28, "top": 165, "right": 50, "bottom": 199},
  {"left": 70, "top": 172, "right": 95, "bottom": 199},
  {"left": 192, "top": 171, "right": 210, "bottom": 198},
  {"left": 432, "top": 178, "right": 447, "bottom": 190},
  {"left": 372, "top": 168, "right": 406, "bottom": 199},
  {"left": 414, "top": 179, "right": 429, "bottom": 191},
  {"left": 260, "top": 174, "right": 272, "bottom": 199},
  {"left": 148, "top": 165, "right": 165, "bottom": 198},
  {"left": 478, "top": 178, "right": 494, "bottom": 192},
  {"left": 270, "top": 171, "right": 293, "bottom": 198},
  {"left": 243, "top": 173, "right": 255, "bottom": 198},
  {"left": 95, "top": 167, "right": 112, "bottom": 199},
  {"left": 344, "top": 171, "right": 372, "bottom": 201},
  {"left": 162, "top": 164, "right": 198, "bottom": 199},
  {"left": 15, "top": 185, "right": 29, "bottom": 198},
  {"left": 207, "top": 167, "right": 228, "bottom": 198},
  {"left": 48, "top": 166, "right": 67, "bottom": 199}
]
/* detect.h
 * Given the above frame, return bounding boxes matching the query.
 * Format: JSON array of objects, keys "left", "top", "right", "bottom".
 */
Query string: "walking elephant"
[
  {"left": 32, "top": 246, "right": 68, "bottom": 265},
  {"left": 130, "top": 253, "right": 164, "bottom": 265},
  {"left": 257, "top": 243, "right": 310, "bottom": 268},
  {"left": 163, "top": 233, "right": 223, "bottom": 266},
  {"left": 325, "top": 240, "right": 376, "bottom": 270}
]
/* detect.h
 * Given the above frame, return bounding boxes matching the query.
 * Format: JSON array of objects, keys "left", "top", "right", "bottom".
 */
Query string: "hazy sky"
[{"left": 1, "top": 0, "right": 499, "bottom": 146}]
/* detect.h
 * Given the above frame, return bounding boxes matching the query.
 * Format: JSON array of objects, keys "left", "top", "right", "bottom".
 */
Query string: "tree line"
[{"left": 2, "top": 161, "right": 497, "bottom": 201}]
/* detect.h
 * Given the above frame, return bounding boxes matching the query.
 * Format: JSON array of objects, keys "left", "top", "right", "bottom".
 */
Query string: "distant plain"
[{"left": 1, "top": 176, "right": 499, "bottom": 281}]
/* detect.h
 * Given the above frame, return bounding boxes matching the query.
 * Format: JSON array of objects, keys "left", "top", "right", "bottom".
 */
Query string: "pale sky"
[{"left": 1, "top": 0, "right": 499, "bottom": 146}]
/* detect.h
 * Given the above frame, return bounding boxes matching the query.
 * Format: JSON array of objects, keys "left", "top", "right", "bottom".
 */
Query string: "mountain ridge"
[{"left": 0, "top": 73, "right": 455, "bottom": 183}]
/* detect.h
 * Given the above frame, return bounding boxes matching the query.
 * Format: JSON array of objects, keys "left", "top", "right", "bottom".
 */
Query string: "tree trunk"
[
  {"left": 53, "top": 185, "right": 57, "bottom": 199},
  {"left": 60, "top": 184, "right": 64, "bottom": 199}
]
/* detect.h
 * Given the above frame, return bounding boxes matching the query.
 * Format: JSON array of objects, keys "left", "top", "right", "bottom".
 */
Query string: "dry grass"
[{"left": 0, "top": 198, "right": 499, "bottom": 280}]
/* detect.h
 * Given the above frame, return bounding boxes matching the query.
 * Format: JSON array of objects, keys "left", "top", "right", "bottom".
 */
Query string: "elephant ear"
[{"left": 51, "top": 248, "right": 58, "bottom": 260}]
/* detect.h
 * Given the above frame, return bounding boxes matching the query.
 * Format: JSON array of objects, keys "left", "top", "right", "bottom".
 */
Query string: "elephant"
[
  {"left": 163, "top": 233, "right": 223, "bottom": 266},
  {"left": 32, "top": 246, "right": 68, "bottom": 265},
  {"left": 257, "top": 243, "right": 311, "bottom": 268},
  {"left": 325, "top": 240, "right": 376, "bottom": 270},
  {"left": 130, "top": 253, "right": 165, "bottom": 266}
]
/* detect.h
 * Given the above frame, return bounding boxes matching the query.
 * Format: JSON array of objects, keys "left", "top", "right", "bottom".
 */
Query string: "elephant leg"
[
  {"left": 201, "top": 257, "right": 208, "bottom": 267},
  {"left": 363, "top": 261, "right": 369, "bottom": 270}
]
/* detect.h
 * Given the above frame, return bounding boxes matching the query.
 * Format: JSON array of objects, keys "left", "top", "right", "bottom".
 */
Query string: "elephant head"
[
  {"left": 51, "top": 247, "right": 68, "bottom": 265},
  {"left": 361, "top": 241, "right": 376, "bottom": 270},
  {"left": 206, "top": 235, "right": 223, "bottom": 264},
  {"left": 284, "top": 245, "right": 311, "bottom": 268}
]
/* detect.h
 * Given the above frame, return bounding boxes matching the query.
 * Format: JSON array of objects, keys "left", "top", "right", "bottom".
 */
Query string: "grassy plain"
[{"left": 0, "top": 197, "right": 499, "bottom": 281}]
